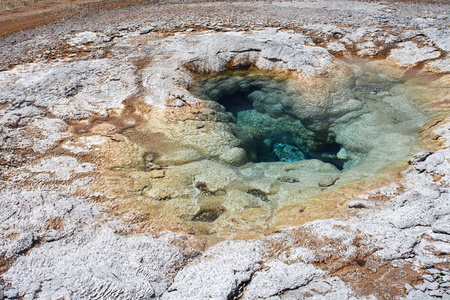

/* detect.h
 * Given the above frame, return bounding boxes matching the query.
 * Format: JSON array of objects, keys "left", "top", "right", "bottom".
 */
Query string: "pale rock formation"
[
  {"left": 140, "top": 30, "right": 334, "bottom": 108},
  {"left": 0, "top": 59, "right": 138, "bottom": 120},
  {"left": 388, "top": 41, "right": 441, "bottom": 68},
  {"left": 241, "top": 260, "right": 324, "bottom": 299},
  {"left": 69, "top": 31, "right": 111, "bottom": 46},
  {"left": 426, "top": 57, "right": 450, "bottom": 73},
  {"left": 162, "top": 241, "right": 264, "bottom": 299}
]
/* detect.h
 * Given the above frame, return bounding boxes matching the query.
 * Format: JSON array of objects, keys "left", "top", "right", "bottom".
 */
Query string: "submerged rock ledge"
[{"left": 1, "top": 0, "right": 450, "bottom": 299}]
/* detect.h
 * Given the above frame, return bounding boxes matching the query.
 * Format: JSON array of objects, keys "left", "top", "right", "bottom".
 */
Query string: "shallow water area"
[
  {"left": 94, "top": 58, "right": 448, "bottom": 238},
  {"left": 192, "top": 73, "right": 348, "bottom": 169}
]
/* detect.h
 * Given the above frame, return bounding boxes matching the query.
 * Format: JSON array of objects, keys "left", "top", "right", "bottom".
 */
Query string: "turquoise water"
[
  {"left": 236, "top": 109, "right": 345, "bottom": 168},
  {"left": 191, "top": 74, "right": 348, "bottom": 169}
]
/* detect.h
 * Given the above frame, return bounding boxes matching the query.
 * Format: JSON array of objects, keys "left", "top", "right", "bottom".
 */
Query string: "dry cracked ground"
[{"left": 0, "top": 0, "right": 450, "bottom": 299}]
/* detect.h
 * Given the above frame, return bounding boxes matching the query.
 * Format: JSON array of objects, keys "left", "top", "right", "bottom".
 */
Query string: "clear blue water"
[{"left": 191, "top": 75, "right": 347, "bottom": 169}]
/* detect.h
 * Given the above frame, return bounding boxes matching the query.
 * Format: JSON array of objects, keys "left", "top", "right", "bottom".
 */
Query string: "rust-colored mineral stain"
[
  {"left": 338, "top": 263, "right": 424, "bottom": 299},
  {"left": 268, "top": 225, "right": 425, "bottom": 300},
  {"left": 0, "top": 102, "right": 10, "bottom": 110},
  {"left": 44, "top": 216, "right": 66, "bottom": 231},
  {"left": 0, "top": 254, "right": 17, "bottom": 277}
]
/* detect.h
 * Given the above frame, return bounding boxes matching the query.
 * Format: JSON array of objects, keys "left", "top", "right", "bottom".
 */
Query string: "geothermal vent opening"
[{"left": 192, "top": 74, "right": 347, "bottom": 169}]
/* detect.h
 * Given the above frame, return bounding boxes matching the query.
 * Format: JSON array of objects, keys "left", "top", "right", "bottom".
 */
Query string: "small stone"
[
  {"left": 4, "top": 287, "right": 18, "bottom": 298},
  {"left": 348, "top": 200, "right": 372, "bottom": 209},
  {"left": 429, "top": 290, "right": 443, "bottom": 297},
  {"left": 424, "top": 281, "right": 439, "bottom": 290},
  {"left": 140, "top": 26, "right": 156, "bottom": 34},
  {"left": 423, "top": 274, "right": 435, "bottom": 281},
  {"left": 150, "top": 170, "right": 165, "bottom": 178},
  {"left": 407, "top": 290, "right": 431, "bottom": 299},
  {"left": 408, "top": 151, "right": 434, "bottom": 165},
  {"left": 219, "top": 147, "right": 247, "bottom": 167},
  {"left": 318, "top": 176, "right": 339, "bottom": 187},
  {"left": 167, "top": 99, "right": 185, "bottom": 107},
  {"left": 117, "top": 26, "right": 129, "bottom": 31},
  {"left": 327, "top": 42, "right": 347, "bottom": 53},
  {"left": 147, "top": 163, "right": 162, "bottom": 171},
  {"left": 414, "top": 283, "right": 427, "bottom": 292}
]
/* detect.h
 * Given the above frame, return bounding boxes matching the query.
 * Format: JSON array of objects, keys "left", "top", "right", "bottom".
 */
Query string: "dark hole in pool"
[
  {"left": 192, "top": 75, "right": 348, "bottom": 170},
  {"left": 247, "top": 189, "right": 269, "bottom": 202},
  {"left": 192, "top": 209, "right": 225, "bottom": 222}
]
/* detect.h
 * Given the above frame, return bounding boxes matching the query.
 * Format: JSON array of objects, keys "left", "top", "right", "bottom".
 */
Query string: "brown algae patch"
[{"left": 66, "top": 58, "right": 450, "bottom": 238}]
